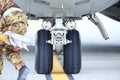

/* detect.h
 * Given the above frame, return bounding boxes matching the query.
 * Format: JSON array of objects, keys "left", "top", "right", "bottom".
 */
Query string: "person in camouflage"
[{"left": 0, "top": 0, "right": 30, "bottom": 80}]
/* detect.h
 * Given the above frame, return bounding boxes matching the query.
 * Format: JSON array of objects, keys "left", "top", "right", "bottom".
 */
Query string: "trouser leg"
[
  {"left": 5, "top": 46, "right": 30, "bottom": 80},
  {"left": 0, "top": 52, "right": 3, "bottom": 74},
  {"left": 5, "top": 50, "right": 25, "bottom": 70},
  {"left": 0, "top": 45, "right": 3, "bottom": 74}
]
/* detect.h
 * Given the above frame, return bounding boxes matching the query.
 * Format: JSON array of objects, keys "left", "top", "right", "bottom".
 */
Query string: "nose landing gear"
[{"left": 35, "top": 17, "right": 81, "bottom": 74}]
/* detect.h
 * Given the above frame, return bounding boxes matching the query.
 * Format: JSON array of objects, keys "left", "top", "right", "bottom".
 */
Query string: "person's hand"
[{"left": 10, "top": 45, "right": 22, "bottom": 52}]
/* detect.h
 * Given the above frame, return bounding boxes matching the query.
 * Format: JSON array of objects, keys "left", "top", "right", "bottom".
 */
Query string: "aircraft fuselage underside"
[{"left": 14, "top": 0, "right": 119, "bottom": 18}]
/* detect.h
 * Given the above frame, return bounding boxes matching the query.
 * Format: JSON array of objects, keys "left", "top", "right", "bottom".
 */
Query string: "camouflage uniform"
[{"left": 0, "top": 0, "right": 28, "bottom": 73}]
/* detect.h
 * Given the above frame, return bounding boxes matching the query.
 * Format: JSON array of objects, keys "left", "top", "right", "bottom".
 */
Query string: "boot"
[{"left": 17, "top": 66, "right": 30, "bottom": 80}]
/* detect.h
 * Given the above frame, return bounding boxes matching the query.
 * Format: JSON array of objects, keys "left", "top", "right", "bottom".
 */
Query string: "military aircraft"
[{"left": 13, "top": 0, "right": 120, "bottom": 74}]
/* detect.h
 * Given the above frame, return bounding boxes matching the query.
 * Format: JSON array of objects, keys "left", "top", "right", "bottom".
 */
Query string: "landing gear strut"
[{"left": 35, "top": 17, "right": 81, "bottom": 74}]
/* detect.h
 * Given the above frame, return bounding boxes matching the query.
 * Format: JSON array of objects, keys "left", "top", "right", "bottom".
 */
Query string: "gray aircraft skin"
[{"left": 13, "top": 0, "right": 120, "bottom": 20}]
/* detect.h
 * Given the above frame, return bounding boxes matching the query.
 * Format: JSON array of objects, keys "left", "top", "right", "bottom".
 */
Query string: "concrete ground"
[{"left": 1, "top": 44, "right": 120, "bottom": 80}]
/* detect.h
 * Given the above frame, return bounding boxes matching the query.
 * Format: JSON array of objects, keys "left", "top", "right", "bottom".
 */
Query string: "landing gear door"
[{"left": 101, "top": 1, "right": 120, "bottom": 22}]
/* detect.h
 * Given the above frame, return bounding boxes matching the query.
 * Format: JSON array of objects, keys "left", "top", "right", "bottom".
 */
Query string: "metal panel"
[{"left": 13, "top": 0, "right": 119, "bottom": 17}]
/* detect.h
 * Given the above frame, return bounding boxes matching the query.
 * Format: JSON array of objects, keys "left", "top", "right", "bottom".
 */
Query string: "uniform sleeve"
[
  {"left": 0, "top": 15, "right": 5, "bottom": 31},
  {"left": 4, "top": 11, "right": 28, "bottom": 35},
  {"left": 0, "top": 0, "right": 19, "bottom": 14},
  {"left": 0, "top": 0, "right": 28, "bottom": 35}
]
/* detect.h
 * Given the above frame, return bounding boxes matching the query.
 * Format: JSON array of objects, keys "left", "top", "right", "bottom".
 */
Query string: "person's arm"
[
  {"left": 1, "top": 0, "right": 28, "bottom": 51},
  {"left": 0, "top": 0, "right": 19, "bottom": 14}
]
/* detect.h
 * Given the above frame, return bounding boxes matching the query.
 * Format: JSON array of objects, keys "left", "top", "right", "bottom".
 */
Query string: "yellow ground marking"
[{"left": 51, "top": 55, "right": 69, "bottom": 80}]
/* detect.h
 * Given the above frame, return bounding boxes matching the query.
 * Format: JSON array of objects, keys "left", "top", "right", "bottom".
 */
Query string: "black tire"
[
  {"left": 35, "top": 29, "right": 53, "bottom": 74},
  {"left": 63, "top": 30, "right": 81, "bottom": 74}
]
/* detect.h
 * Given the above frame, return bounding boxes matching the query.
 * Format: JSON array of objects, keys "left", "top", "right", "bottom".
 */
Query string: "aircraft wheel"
[
  {"left": 63, "top": 30, "right": 81, "bottom": 74},
  {"left": 35, "top": 29, "right": 53, "bottom": 74}
]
